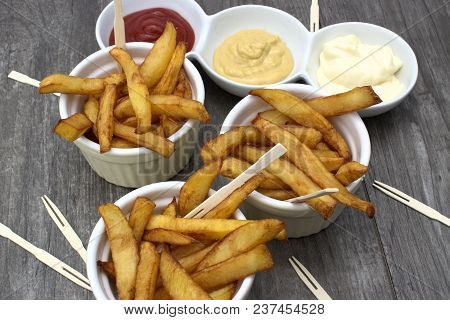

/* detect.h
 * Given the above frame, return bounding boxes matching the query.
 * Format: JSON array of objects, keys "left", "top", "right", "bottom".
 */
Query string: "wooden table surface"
[{"left": 0, "top": 0, "right": 448, "bottom": 300}]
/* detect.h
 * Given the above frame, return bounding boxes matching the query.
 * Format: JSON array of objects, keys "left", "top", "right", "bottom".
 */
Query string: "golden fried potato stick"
[
  {"left": 196, "top": 220, "right": 284, "bottom": 271},
  {"left": 162, "top": 197, "right": 178, "bottom": 217},
  {"left": 98, "top": 203, "right": 139, "bottom": 300},
  {"left": 97, "top": 84, "right": 117, "bottom": 153},
  {"left": 140, "top": 22, "right": 177, "bottom": 88},
  {"left": 204, "top": 175, "right": 265, "bottom": 219},
  {"left": 54, "top": 113, "right": 92, "bottom": 142},
  {"left": 209, "top": 284, "right": 236, "bottom": 300},
  {"left": 171, "top": 242, "right": 207, "bottom": 260},
  {"left": 191, "top": 244, "right": 273, "bottom": 292},
  {"left": 221, "top": 157, "right": 290, "bottom": 190},
  {"left": 104, "top": 72, "right": 127, "bottom": 86},
  {"left": 200, "top": 126, "right": 266, "bottom": 163},
  {"left": 251, "top": 89, "right": 351, "bottom": 159},
  {"left": 160, "top": 246, "right": 211, "bottom": 300},
  {"left": 253, "top": 116, "right": 374, "bottom": 217},
  {"left": 121, "top": 116, "right": 138, "bottom": 127},
  {"left": 259, "top": 109, "right": 291, "bottom": 126},
  {"left": 257, "top": 188, "right": 297, "bottom": 200},
  {"left": 146, "top": 215, "right": 286, "bottom": 241},
  {"left": 110, "top": 48, "right": 152, "bottom": 134},
  {"left": 113, "top": 122, "right": 175, "bottom": 157},
  {"left": 39, "top": 74, "right": 104, "bottom": 94},
  {"left": 143, "top": 228, "right": 198, "bottom": 246},
  {"left": 315, "top": 142, "right": 331, "bottom": 151},
  {"left": 179, "top": 160, "right": 222, "bottom": 216},
  {"left": 153, "top": 42, "right": 186, "bottom": 95},
  {"left": 129, "top": 197, "right": 155, "bottom": 244},
  {"left": 236, "top": 145, "right": 337, "bottom": 219},
  {"left": 335, "top": 161, "right": 368, "bottom": 186},
  {"left": 110, "top": 137, "right": 136, "bottom": 148},
  {"left": 135, "top": 241, "right": 159, "bottom": 300},
  {"left": 114, "top": 95, "right": 209, "bottom": 123},
  {"left": 306, "top": 86, "right": 382, "bottom": 117}
]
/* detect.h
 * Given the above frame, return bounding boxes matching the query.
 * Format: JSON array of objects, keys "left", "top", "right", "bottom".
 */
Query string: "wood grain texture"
[{"left": 0, "top": 0, "right": 448, "bottom": 300}]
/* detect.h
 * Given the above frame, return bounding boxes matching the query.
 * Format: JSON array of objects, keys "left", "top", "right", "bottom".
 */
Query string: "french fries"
[
  {"left": 196, "top": 220, "right": 284, "bottom": 271},
  {"left": 160, "top": 115, "right": 182, "bottom": 137},
  {"left": 113, "top": 122, "right": 175, "bottom": 157},
  {"left": 306, "top": 86, "right": 382, "bottom": 117},
  {"left": 98, "top": 204, "right": 139, "bottom": 300},
  {"left": 114, "top": 95, "right": 209, "bottom": 123},
  {"left": 209, "top": 284, "right": 236, "bottom": 300},
  {"left": 97, "top": 260, "right": 115, "bottom": 279},
  {"left": 259, "top": 109, "right": 291, "bottom": 126},
  {"left": 129, "top": 197, "right": 155, "bottom": 243},
  {"left": 335, "top": 161, "right": 368, "bottom": 185},
  {"left": 153, "top": 42, "right": 186, "bottom": 95},
  {"left": 110, "top": 137, "right": 136, "bottom": 148},
  {"left": 53, "top": 113, "right": 92, "bottom": 142},
  {"left": 283, "top": 125, "right": 322, "bottom": 149},
  {"left": 39, "top": 74, "right": 104, "bottom": 94},
  {"left": 97, "top": 84, "right": 117, "bottom": 153},
  {"left": 134, "top": 242, "right": 159, "bottom": 300},
  {"left": 191, "top": 244, "right": 273, "bottom": 292},
  {"left": 179, "top": 160, "right": 222, "bottom": 216},
  {"left": 160, "top": 246, "right": 211, "bottom": 300},
  {"left": 236, "top": 145, "right": 337, "bottom": 218},
  {"left": 171, "top": 242, "right": 207, "bottom": 260},
  {"left": 253, "top": 116, "right": 374, "bottom": 217},
  {"left": 251, "top": 89, "right": 351, "bottom": 159},
  {"left": 140, "top": 22, "right": 177, "bottom": 88},
  {"left": 143, "top": 228, "right": 198, "bottom": 245},
  {"left": 173, "top": 68, "right": 192, "bottom": 99},
  {"left": 162, "top": 197, "right": 178, "bottom": 217},
  {"left": 204, "top": 175, "right": 265, "bottom": 219},
  {"left": 110, "top": 48, "right": 152, "bottom": 134},
  {"left": 221, "top": 157, "right": 290, "bottom": 190}
]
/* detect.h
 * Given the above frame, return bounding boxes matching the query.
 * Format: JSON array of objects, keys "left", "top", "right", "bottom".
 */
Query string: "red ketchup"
[{"left": 109, "top": 8, "right": 195, "bottom": 51}]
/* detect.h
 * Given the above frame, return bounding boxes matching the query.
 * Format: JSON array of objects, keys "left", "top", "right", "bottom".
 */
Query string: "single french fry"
[
  {"left": 306, "top": 86, "right": 382, "bottom": 117},
  {"left": 259, "top": 109, "right": 291, "bottom": 126},
  {"left": 98, "top": 203, "right": 139, "bottom": 300},
  {"left": 122, "top": 116, "right": 138, "bottom": 127},
  {"left": 237, "top": 145, "right": 337, "bottom": 219},
  {"left": 129, "top": 197, "right": 155, "bottom": 244},
  {"left": 82, "top": 96, "right": 99, "bottom": 123},
  {"left": 335, "top": 161, "right": 368, "bottom": 185},
  {"left": 135, "top": 241, "right": 159, "bottom": 300},
  {"left": 153, "top": 42, "right": 186, "bottom": 95},
  {"left": 54, "top": 113, "right": 92, "bottom": 142},
  {"left": 221, "top": 157, "right": 290, "bottom": 190},
  {"left": 172, "top": 242, "right": 207, "bottom": 260},
  {"left": 253, "top": 116, "right": 374, "bottom": 217},
  {"left": 177, "top": 243, "right": 216, "bottom": 274},
  {"left": 312, "top": 150, "right": 346, "bottom": 172},
  {"left": 179, "top": 160, "right": 222, "bottom": 216},
  {"left": 97, "top": 84, "right": 117, "bottom": 153},
  {"left": 181, "top": 69, "right": 192, "bottom": 99},
  {"left": 204, "top": 175, "right": 265, "bottom": 219},
  {"left": 196, "top": 220, "right": 284, "bottom": 271},
  {"left": 191, "top": 244, "right": 273, "bottom": 292},
  {"left": 110, "top": 48, "right": 152, "bottom": 133},
  {"left": 162, "top": 197, "right": 178, "bottom": 217},
  {"left": 39, "top": 74, "right": 104, "bottom": 94},
  {"left": 200, "top": 126, "right": 266, "bottom": 163},
  {"left": 251, "top": 89, "right": 351, "bottom": 159},
  {"left": 114, "top": 95, "right": 209, "bottom": 123},
  {"left": 282, "top": 125, "right": 322, "bottom": 149},
  {"left": 257, "top": 188, "right": 297, "bottom": 200},
  {"left": 140, "top": 22, "right": 177, "bottom": 88},
  {"left": 113, "top": 122, "right": 175, "bottom": 157},
  {"left": 111, "top": 137, "right": 136, "bottom": 148},
  {"left": 143, "top": 228, "right": 198, "bottom": 246},
  {"left": 160, "top": 246, "right": 211, "bottom": 300}
]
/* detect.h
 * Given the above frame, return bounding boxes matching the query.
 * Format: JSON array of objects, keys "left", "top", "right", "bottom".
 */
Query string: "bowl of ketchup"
[{"left": 96, "top": 0, "right": 206, "bottom": 52}]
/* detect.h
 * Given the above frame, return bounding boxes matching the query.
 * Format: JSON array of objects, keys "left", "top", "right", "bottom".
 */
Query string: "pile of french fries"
[
  {"left": 97, "top": 161, "right": 287, "bottom": 300},
  {"left": 202, "top": 87, "right": 382, "bottom": 219},
  {"left": 39, "top": 22, "right": 209, "bottom": 157}
]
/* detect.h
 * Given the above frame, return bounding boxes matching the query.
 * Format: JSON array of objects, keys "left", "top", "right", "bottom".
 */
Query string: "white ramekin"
[
  {"left": 96, "top": 1, "right": 417, "bottom": 117},
  {"left": 87, "top": 181, "right": 254, "bottom": 300},
  {"left": 59, "top": 42, "right": 205, "bottom": 188},
  {"left": 220, "top": 84, "right": 371, "bottom": 238}
]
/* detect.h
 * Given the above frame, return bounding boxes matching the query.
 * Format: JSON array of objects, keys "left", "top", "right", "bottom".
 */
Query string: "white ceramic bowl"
[
  {"left": 220, "top": 84, "right": 371, "bottom": 238},
  {"left": 87, "top": 181, "right": 253, "bottom": 300},
  {"left": 59, "top": 42, "right": 205, "bottom": 188},
  {"left": 96, "top": 2, "right": 417, "bottom": 117}
]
